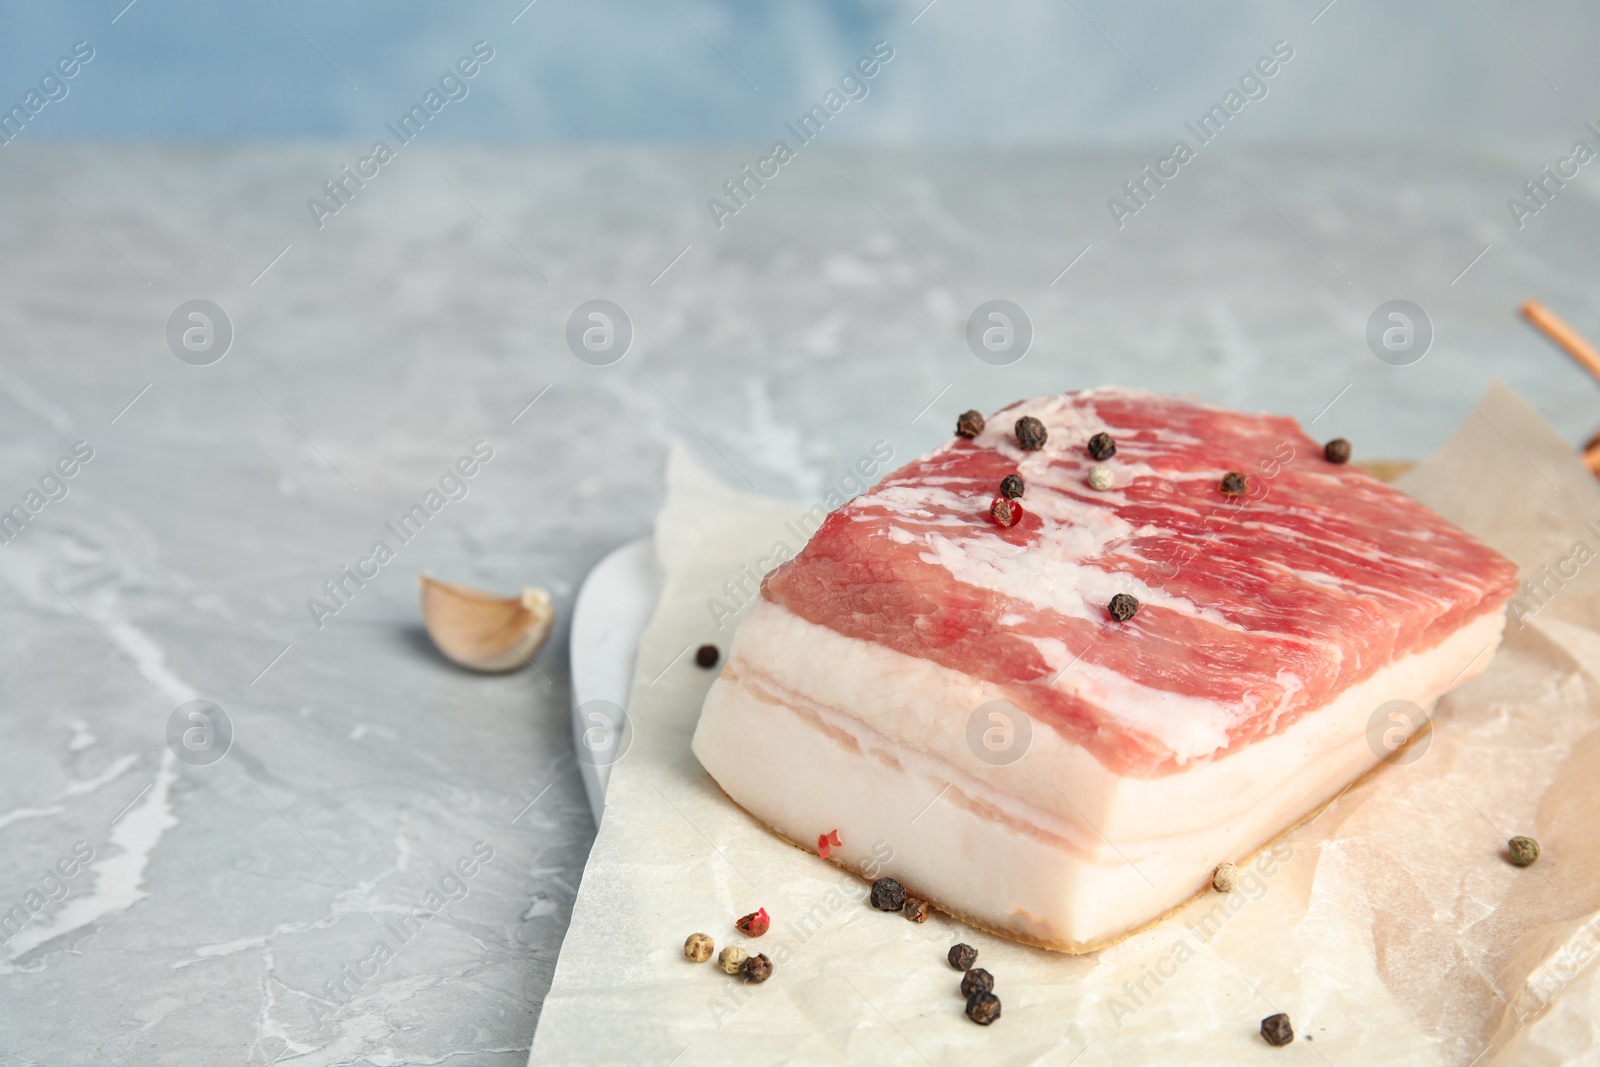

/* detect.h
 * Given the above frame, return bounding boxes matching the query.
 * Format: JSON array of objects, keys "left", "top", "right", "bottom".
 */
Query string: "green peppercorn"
[
  {"left": 717, "top": 946, "right": 748, "bottom": 974},
  {"left": 1508, "top": 836, "right": 1540, "bottom": 867}
]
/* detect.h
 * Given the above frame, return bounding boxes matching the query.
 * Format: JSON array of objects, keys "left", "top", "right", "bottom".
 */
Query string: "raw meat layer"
[{"left": 763, "top": 388, "right": 1518, "bottom": 775}]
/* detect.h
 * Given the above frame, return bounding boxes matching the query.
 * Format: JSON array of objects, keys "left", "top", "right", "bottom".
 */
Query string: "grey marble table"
[{"left": 0, "top": 143, "right": 1597, "bottom": 1066}]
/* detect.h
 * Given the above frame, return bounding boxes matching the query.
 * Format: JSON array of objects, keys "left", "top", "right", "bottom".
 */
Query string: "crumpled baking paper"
[{"left": 530, "top": 382, "right": 1600, "bottom": 1066}]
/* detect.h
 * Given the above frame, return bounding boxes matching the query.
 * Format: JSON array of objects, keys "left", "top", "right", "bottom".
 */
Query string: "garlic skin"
[{"left": 419, "top": 575, "right": 554, "bottom": 673}]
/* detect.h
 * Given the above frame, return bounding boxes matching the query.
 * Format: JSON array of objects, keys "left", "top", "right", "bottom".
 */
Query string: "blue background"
[{"left": 3, "top": 0, "right": 1600, "bottom": 142}]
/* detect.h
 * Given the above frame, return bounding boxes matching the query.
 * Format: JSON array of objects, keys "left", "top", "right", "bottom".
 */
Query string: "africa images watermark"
[
  {"left": 1105, "top": 841, "right": 1295, "bottom": 1028},
  {"left": 1153, "top": 438, "right": 1297, "bottom": 582},
  {"left": 0, "top": 840, "right": 96, "bottom": 949},
  {"left": 1505, "top": 116, "right": 1600, "bottom": 230},
  {"left": 1510, "top": 910, "right": 1600, "bottom": 1026},
  {"left": 706, "top": 41, "right": 895, "bottom": 230},
  {"left": 1504, "top": 518, "right": 1600, "bottom": 630},
  {"left": 1106, "top": 40, "right": 1295, "bottom": 230},
  {"left": 705, "top": 440, "right": 895, "bottom": 628},
  {"left": 308, "top": 840, "right": 496, "bottom": 1026},
  {"left": 706, "top": 839, "right": 895, "bottom": 1028},
  {"left": 0, "top": 40, "right": 95, "bottom": 147},
  {"left": 306, "top": 441, "right": 495, "bottom": 629},
  {"left": 0, "top": 441, "right": 96, "bottom": 547},
  {"left": 307, "top": 41, "right": 496, "bottom": 230}
]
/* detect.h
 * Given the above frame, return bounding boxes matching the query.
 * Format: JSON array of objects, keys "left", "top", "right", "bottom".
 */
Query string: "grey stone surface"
[{"left": 0, "top": 143, "right": 1596, "bottom": 1065}]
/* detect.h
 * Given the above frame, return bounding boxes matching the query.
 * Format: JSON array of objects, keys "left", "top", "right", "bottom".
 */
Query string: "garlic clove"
[{"left": 419, "top": 575, "right": 554, "bottom": 673}]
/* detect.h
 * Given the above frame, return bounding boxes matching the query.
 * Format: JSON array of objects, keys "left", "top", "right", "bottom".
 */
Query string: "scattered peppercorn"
[
  {"left": 956, "top": 410, "right": 986, "bottom": 438},
  {"left": 1508, "top": 836, "right": 1541, "bottom": 867},
  {"left": 741, "top": 953, "right": 773, "bottom": 984},
  {"left": 989, "top": 495, "right": 1022, "bottom": 528},
  {"left": 817, "top": 828, "right": 842, "bottom": 860},
  {"left": 695, "top": 644, "right": 719, "bottom": 668},
  {"left": 1260, "top": 1013, "right": 1294, "bottom": 1047},
  {"left": 1087, "top": 432, "right": 1116, "bottom": 461},
  {"left": 999, "top": 474, "right": 1025, "bottom": 499},
  {"left": 1220, "top": 471, "right": 1248, "bottom": 496},
  {"left": 948, "top": 944, "right": 978, "bottom": 971},
  {"left": 1015, "top": 416, "right": 1048, "bottom": 451},
  {"left": 684, "top": 932, "right": 714, "bottom": 963},
  {"left": 870, "top": 877, "right": 906, "bottom": 911},
  {"left": 717, "top": 946, "right": 748, "bottom": 975},
  {"left": 966, "top": 991, "right": 1002, "bottom": 1026},
  {"left": 735, "top": 907, "right": 770, "bottom": 937},
  {"left": 1212, "top": 862, "right": 1240, "bottom": 893},
  {"left": 903, "top": 897, "right": 931, "bottom": 923},
  {"left": 960, "top": 968, "right": 994, "bottom": 998},
  {"left": 1087, "top": 464, "right": 1113, "bottom": 491},
  {"left": 1324, "top": 438, "right": 1352, "bottom": 465},
  {"left": 1108, "top": 593, "right": 1139, "bottom": 623}
]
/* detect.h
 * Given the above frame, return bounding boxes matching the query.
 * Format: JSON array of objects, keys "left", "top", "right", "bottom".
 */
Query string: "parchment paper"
[{"left": 531, "top": 382, "right": 1600, "bottom": 1066}]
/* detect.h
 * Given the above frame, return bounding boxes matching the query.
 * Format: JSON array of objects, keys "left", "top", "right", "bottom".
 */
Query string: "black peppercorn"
[
  {"left": 741, "top": 953, "right": 773, "bottom": 984},
  {"left": 870, "top": 877, "right": 906, "bottom": 911},
  {"left": 965, "top": 991, "right": 1001, "bottom": 1026},
  {"left": 947, "top": 943, "right": 978, "bottom": 971},
  {"left": 1015, "top": 416, "right": 1048, "bottom": 451},
  {"left": 1260, "top": 1012, "right": 1294, "bottom": 1046},
  {"left": 695, "top": 644, "right": 719, "bottom": 669},
  {"left": 1220, "top": 471, "right": 1248, "bottom": 496},
  {"left": 999, "top": 474, "right": 1024, "bottom": 499},
  {"left": 1087, "top": 432, "right": 1116, "bottom": 461},
  {"left": 1324, "top": 438, "right": 1351, "bottom": 464},
  {"left": 960, "top": 967, "right": 994, "bottom": 998},
  {"left": 956, "top": 410, "right": 986, "bottom": 438},
  {"left": 1108, "top": 593, "right": 1139, "bottom": 623}
]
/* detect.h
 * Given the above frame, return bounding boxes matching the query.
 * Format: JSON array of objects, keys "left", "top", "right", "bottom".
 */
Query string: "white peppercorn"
[{"left": 684, "top": 932, "right": 714, "bottom": 963}]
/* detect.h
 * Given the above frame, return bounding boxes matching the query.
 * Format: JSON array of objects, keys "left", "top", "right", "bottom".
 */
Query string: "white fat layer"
[
  {"left": 714, "top": 599, "right": 1507, "bottom": 835},
  {"left": 693, "top": 603, "right": 1507, "bottom": 947}
]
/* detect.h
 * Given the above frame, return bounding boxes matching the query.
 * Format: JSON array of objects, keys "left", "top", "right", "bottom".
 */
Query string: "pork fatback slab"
[{"left": 692, "top": 388, "right": 1518, "bottom": 951}]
